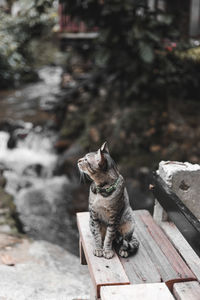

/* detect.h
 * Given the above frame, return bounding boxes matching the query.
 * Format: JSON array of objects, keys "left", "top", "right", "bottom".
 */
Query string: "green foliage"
[
  {"left": 61, "top": 0, "right": 200, "bottom": 102},
  {"left": 0, "top": 0, "right": 56, "bottom": 88},
  {"left": 58, "top": 0, "right": 200, "bottom": 170}
]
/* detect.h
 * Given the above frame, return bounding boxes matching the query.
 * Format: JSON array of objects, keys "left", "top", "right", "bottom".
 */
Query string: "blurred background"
[{"left": 0, "top": 0, "right": 200, "bottom": 257}]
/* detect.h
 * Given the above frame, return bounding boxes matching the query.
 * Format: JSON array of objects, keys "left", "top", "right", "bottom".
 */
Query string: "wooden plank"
[
  {"left": 77, "top": 212, "right": 130, "bottom": 299},
  {"left": 90, "top": 280, "right": 98, "bottom": 300},
  {"left": 136, "top": 210, "right": 196, "bottom": 288},
  {"left": 119, "top": 228, "right": 161, "bottom": 284},
  {"left": 132, "top": 211, "right": 179, "bottom": 282},
  {"left": 59, "top": 32, "right": 99, "bottom": 39},
  {"left": 161, "top": 222, "right": 200, "bottom": 281},
  {"left": 173, "top": 281, "right": 200, "bottom": 300},
  {"left": 101, "top": 283, "right": 175, "bottom": 300}
]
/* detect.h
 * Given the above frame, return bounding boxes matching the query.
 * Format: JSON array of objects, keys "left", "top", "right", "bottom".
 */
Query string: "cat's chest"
[{"left": 91, "top": 195, "right": 112, "bottom": 223}]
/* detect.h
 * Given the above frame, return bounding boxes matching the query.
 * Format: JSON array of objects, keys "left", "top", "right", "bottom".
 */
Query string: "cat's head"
[{"left": 77, "top": 142, "right": 116, "bottom": 182}]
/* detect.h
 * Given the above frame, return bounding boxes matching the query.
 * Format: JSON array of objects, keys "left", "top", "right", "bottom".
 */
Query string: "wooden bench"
[
  {"left": 151, "top": 172, "right": 200, "bottom": 257},
  {"left": 77, "top": 210, "right": 199, "bottom": 299},
  {"left": 173, "top": 281, "right": 200, "bottom": 300},
  {"left": 101, "top": 283, "right": 175, "bottom": 300},
  {"left": 101, "top": 281, "right": 200, "bottom": 300}
]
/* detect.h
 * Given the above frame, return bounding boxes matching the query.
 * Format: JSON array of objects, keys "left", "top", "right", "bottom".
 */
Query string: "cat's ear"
[
  {"left": 101, "top": 141, "right": 109, "bottom": 154},
  {"left": 97, "top": 148, "right": 107, "bottom": 169}
]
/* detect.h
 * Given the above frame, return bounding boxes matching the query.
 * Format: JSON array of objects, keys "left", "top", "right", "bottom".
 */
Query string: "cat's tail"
[
  {"left": 118, "top": 235, "right": 139, "bottom": 258},
  {"left": 127, "top": 236, "right": 139, "bottom": 253}
]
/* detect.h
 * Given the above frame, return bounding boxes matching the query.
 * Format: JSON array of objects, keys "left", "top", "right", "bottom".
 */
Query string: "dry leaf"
[
  {"left": 145, "top": 127, "right": 156, "bottom": 137},
  {"left": 89, "top": 127, "right": 100, "bottom": 142},
  {"left": 0, "top": 253, "right": 15, "bottom": 266},
  {"left": 150, "top": 145, "right": 161, "bottom": 152}
]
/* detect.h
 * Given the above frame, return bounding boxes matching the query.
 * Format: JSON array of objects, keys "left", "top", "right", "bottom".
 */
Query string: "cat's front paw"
[
  {"left": 93, "top": 248, "right": 103, "bottom": 257},
  {"left": 103, "top": 249, "right": 114, "bottom": 259}
]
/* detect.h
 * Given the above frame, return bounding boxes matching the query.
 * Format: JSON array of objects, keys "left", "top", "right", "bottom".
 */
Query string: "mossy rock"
[
  {"left": 0, "top": 182, "right": 21, "bottom": 235},
  {"left": 0, "top": 187, "right": 15, "bottom": 213},
  {"left": 0, "top": 176, "right": 6, "bottom": 188}
]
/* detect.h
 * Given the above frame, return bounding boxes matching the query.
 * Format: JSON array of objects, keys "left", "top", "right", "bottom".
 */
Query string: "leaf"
[
  {"left": 139, "top": 41, "right": 154, "bottom": 63},
  {"left": 146, "top": 31, "right": 160, "bottom": 42},
  {"left": 0, "top": 254, "right": 15, "bottom": 266},
  {"left": 159, "top": 14, "right": 173, "bottom": 25}
]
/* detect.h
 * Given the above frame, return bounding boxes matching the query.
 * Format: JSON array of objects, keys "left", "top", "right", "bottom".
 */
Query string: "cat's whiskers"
[{"left": 78, "top": 167, "right": 85, "bottom": 183}]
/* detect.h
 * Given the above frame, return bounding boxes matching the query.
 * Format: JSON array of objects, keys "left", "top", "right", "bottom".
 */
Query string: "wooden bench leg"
[
  {"left": 79, "top": 238, "right": 87, "bottom": 265},
  {"left": 90, "top": 282, "right": 98, "bottom": 300},
  {"left": 153, "top": 199, "right": 168, "bottom": 224}
]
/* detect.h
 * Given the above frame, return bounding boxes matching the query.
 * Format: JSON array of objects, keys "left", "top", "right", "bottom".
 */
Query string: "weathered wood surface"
[
  {"left": 161, "top": 222, "right": 200, "bottom": 281},
  {"left": 153, "top": 199, "right": 168, "bottom": 224},
  {"left": 101, "top": 283, "right": 175, "bottom": 300},
  {"left": 173, "top": 281, "right": 200, "bottom": 300},
  {"left": 77, "top": 212, "right": 130, "bottom": 299},
  {"left": 120, "top": 210, "right": 196, "bottom": 288},
  {"left": 77, "top": 210, "right": 197, "bottom": 298},
  {"left": 119, "top": 224, "right": 161, "bottom": 284},
  {"left": 123, "top": 211, "right": 178, "bottom": 283},
  {"left": 119, "top": 229, "right": 161, "bottom": 284},
  {"left": 136, "top": 210, "right": 196, "bottom": 288}
]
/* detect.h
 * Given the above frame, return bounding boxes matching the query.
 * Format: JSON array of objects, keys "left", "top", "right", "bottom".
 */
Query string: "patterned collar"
[{"left": 92, "top": 177, "right": 121, "bottom": 197}]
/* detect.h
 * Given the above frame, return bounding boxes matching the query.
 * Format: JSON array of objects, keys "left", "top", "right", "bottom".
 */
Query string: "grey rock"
[
  {"left": 15, "top": 176, "right": 79, "bottom": 255},
  {"left": 0, "top": 120, "right": 25, "bottom": 134},
  {"left": 23, "top": 164, "right": 44, "bottom": 177},
  {"left": 0, "top": 240, "right": 90, "bottom": 300}
]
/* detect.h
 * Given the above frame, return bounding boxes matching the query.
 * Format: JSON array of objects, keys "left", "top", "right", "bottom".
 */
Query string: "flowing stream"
[
  {"left": 0, "top": 66, "right": 63, "bottom": 121},
  {"left": 0, "top": 66, "right": 79, "bottom": 255}
]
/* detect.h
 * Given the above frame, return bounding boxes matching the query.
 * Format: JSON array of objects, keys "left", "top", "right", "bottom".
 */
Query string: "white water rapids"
[
  {"left": 0, "top": 128, "right": 58, "bottom": 196},
  {"left": 0, "top": 66, "right": 78, "bottom": 254}
]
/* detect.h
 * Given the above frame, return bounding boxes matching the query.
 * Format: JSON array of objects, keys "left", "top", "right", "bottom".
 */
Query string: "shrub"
[
  {"left": 61, "top": 0, "right": 200, "bottom": 102},
  {"left": 0, "top": 0, "right": 57, "bottom": 88}
]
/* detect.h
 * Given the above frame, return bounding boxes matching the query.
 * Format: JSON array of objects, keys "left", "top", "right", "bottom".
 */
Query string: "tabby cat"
[{"left": 77, "top": 142, "right": 139, "bottom": 259}]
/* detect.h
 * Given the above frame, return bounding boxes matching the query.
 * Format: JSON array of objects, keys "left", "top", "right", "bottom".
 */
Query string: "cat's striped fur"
[{"left": 78, "top": 142, "right": 139, "bottom": 259}]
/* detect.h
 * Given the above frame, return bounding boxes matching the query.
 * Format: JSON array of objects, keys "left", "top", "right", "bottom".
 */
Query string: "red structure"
[{"left": 59, "top": 4, "right": 97, "bottom": 33}]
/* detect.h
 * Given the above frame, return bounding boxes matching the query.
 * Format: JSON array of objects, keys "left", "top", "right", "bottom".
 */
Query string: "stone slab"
[{"left": 158, "top": 161, "right": 200, "bottom": 219}]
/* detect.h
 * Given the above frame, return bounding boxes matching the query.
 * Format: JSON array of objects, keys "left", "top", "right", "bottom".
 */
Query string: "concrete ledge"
[{"left": 157, "top": 161, "right": 200, "bottom": 220}]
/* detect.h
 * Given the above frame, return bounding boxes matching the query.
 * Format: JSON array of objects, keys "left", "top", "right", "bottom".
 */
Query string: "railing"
[{"left": 59, "top": 4, "right": 98, "bottom": 33}]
